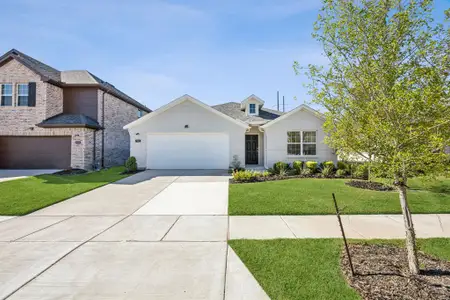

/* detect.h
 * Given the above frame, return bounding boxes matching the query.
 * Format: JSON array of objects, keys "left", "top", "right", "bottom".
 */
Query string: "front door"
[{"left": 245, "top": 135, "right": 258, "bottom": 165}]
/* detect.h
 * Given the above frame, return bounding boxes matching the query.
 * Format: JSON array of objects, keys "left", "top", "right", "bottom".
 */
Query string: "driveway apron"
[{"left": 0, "top": 170, "right": 268, "bottom": 300}]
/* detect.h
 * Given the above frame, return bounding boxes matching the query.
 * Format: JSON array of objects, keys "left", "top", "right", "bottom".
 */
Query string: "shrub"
[
  {"left": 233, "top": 170, "right": 255, "bottom": 181},
  {"left": 336, "top": 169, "right": 348, "bottom": 177},
  {"left": 124, "top": 156, "right": 137, "bottom": 172},
  {"left": 230, "top": 155, "right": 243, "bottom": 171},
  {"left": 292, "top": 161, "right": 303, "bottom": 174},
  {"left": 305, "top": 161, "right": 318, "bottom": 173},
  {"left": 301, "top": 168, "right": 312, "bottom": 175},
  {"left": 273, "top": 161, "right": 290, "bottom": 175},
  {"left": 322, "top": 161, "right": 335, "bottom": 169},
  {"left": 322, "top": 165, "right": 334, "bottom": 176},
  {"left": 261, "top": 171, "right": 270, "bottom": 177},
  {"left": 353, "top": 164, "right": 369, "bottom": 179},
  {"left": 337, "top": 161, "right": 348, "bottom": 170}
]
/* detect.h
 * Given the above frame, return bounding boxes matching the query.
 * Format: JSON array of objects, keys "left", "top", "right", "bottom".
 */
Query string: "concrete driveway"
[
  {"left": 0, "top": 170, "right": 268, "bottom": 300},
  {"left": 0, "top": 169, "right": 60, "bottom": 183}
]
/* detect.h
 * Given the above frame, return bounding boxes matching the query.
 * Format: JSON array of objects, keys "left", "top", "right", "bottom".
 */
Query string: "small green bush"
[
  {"left": 292, "top": 161, "right": 303, "bottom": 174},
  {"left": 322, "top": 161, "right": 335, "bottom": 169},
  {"left": 337, "top": 161, "right": 348, "bottom": 170},
  {"left": 305, "top": 161, "right": 318, "bottom": 173},
  {"left": 336, "top": 169, "right": 348, "bottom": 177},
  {"left": 353, "top": 164, "right": 369, "bottom": 179},
  {"left": 301, "top": 168, "right": 312, "bottom": 175},
  {"left": 124, "top": 156, "right": 137, "bottom": 172},
  {"left": 322, "top": 165, "right": 334, "bottom": 176},
  {"left": 273, "top": 161, "right": 290, "bottom": 175},
  {"left": 232, "top": 170, "right": 272, "bottom": 181}
]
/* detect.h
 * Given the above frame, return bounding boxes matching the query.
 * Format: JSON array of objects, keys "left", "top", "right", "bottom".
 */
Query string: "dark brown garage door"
[{"left": 0, "top": 136, "right": 71, "bottom": 169}]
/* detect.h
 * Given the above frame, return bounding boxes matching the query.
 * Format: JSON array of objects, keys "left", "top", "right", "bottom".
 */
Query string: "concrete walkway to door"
[{"left": 0, "top": 170, "right": 269, "bottom": 300}]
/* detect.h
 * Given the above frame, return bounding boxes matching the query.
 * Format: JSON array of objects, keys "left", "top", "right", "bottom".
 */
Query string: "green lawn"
[
  {"left": 229, "top": 238, "right": 450, "bottom": 300},
  {"left": 229, "top": 177, "right": 450, "bottom": 215},
  {"left": 0, "top": 167, "right": 130, "bottom": 215}
]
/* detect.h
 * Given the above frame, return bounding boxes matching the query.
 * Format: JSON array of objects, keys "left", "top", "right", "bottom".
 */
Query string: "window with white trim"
[
  {"left": 1, "top": 84, "right": 13, "bottom": 106},
  {"left": 287, "top": 131, "right": 317, "bottom": 156},
  {"left": 249, "top": 103, "right": 256, "bottom": 114},
  {"left": 17, "top": 84, "right": 29, "bottom": 106}
]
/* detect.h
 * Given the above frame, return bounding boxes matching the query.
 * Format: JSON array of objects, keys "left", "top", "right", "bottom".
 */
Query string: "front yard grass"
[
  {"left": 0, "top": 166, "right": 130, "bottom": 215},
  {"left": 229, "top": 178, "right": 450, "bottom": 215},
  {"left": 229, "top": 238, "right": 450, "bottom": 300}
]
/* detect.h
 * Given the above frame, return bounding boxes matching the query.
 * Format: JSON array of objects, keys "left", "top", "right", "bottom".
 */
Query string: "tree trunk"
[{"left": 397, "top": 184, "right": 420, "bottom": 275}]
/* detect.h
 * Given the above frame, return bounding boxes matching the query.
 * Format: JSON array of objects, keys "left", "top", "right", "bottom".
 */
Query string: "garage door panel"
[
  {"left": 147, "top": 134, "right": 229, "bottom": 169},
  {"left": 0, "top": 136, "right": 71, "bottom": 169}
]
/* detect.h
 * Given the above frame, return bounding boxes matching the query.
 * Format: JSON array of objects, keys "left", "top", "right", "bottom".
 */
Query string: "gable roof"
[
  {"left": 240, "top": 94, "right": 265, "bottom": 110},
  {"left": 261, "top": 104, "right": 325, "bottom": 129},
  {"left": 213, "top": 102, "right": 283, "bottom": 125},
  {"left": 0, "top": 49, "right": 61, "bottom": 82},
  {"left": 124, "top": 95, "right": 249, "bottom": 129},
  {"left": 0, "top": 49, "right": 150, "bottom": 112}
]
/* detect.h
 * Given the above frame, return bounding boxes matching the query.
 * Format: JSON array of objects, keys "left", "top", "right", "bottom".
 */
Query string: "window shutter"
[{"left": 28, "top": 82, "right": 36, "bottom": 106}]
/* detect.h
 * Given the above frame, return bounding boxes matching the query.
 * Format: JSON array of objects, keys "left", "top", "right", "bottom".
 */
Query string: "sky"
[{"left": 1, "top": 0, "right": 448, "bottom": 111}]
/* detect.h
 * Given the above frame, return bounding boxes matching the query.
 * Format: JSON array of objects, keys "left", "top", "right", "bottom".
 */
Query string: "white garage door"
[{"left": 147, "top": 133, "right": 229, "bottom": 169}]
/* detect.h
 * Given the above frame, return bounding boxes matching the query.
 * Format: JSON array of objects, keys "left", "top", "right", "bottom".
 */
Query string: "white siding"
[
  {"left": 128, "top": 100, "right": 247, "bottom": 169},
  {"left": 264, "top": 109, "right": 336, "bottom": 168}
]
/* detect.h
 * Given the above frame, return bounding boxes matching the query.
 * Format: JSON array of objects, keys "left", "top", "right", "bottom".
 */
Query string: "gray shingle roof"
[
  {"left": 0, "top": 49, "right": 61, "bottom": 82},
  {"left": 0, "top": 49, "right": 150, "bottom": 112},
  {"left": 37, "top": 113, "right": 102, "bottom": 129},
  {"left": 212, "top": 102, "right": 283, "bottom": 124}
]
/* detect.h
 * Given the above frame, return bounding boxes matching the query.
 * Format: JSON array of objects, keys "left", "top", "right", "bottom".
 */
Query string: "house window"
[
  {"left": 17, "top": 84, "right": 29, "bottom": 106},
  {"left": 302, "top": 131, "right": 317, "bottom": 155},
  {"left": 137, "top": 110, "right": 143, "bottom": 118},
  {"left": 287, "top": 131, "right": 317, "bottom": 156},
  {"left": 249, "top": 103, "right": 256, "bottom": 114},
  {"left": 1, "top": 84, "right": 13, "bottom": 106},
  {"left": 287, "top": 131, "right": 301, "bottom": 155}
]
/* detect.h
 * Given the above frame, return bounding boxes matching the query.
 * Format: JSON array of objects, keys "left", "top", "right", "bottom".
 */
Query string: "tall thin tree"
[{"left": 296, "top": 0, "right": 449, "bottom": 274}]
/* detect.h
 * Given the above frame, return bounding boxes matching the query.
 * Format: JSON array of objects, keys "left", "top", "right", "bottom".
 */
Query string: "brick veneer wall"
[
  {"left": 96, "top": 90, "right": 144, "bottom": 167},
  {"left": 0, "top": 59, "right": 93, "bottom": 169}
]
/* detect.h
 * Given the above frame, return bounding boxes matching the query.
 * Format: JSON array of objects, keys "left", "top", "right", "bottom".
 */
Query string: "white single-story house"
[{"left": 123, "top": 94, "right": 337, "bottom": 169}]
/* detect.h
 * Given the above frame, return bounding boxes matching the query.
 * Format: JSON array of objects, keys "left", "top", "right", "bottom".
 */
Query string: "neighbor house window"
[
  {"left": 1, "top": 84, "right": 13, "bottom": 106},
  {"left": 249, "top": 103, "right": 256, "bottom": 114},
  {"left": 137, "top": 110, "right": 143, "bottom": 118},
  {"left": 287, "top": 131, "right": 317, "bottom": 156},
  {"left": 17, "top": 84, "right": 29, "bottom": 106}
]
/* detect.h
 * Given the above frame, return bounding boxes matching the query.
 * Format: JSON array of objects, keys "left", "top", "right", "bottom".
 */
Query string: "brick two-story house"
[{"left": 0, "top": 49, "right": 151, "bottom": 170}]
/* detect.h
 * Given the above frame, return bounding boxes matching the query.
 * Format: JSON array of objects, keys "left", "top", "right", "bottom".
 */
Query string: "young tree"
[{"left": 296, "top": 0, "right": 449, "bottom": 274}]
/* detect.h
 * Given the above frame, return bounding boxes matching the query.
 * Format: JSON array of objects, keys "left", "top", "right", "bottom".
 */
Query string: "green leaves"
[{"left": 297, "top": 0, "right": 450, "bottom": 181}]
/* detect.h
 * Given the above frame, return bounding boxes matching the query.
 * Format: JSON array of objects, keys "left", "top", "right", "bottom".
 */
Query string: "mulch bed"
[
  {"left": 53, "top": 169, "right": 87, "bottom": 176},
  {"left": 230, "top": 174, "right": 356, "bottom": 184},
  {"left": 341, "top": 244, "right": 450, "bottom": 300},
  {"left": 345, "top": 180, "right": 394, "bottom": 191}
]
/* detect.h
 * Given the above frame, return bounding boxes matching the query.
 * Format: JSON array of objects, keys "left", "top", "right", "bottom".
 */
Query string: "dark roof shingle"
[
  {"left": 37, "top": 113, "right": 102, "bottom": 129},
  {"left": 0, "top": 49, "right": 150, "bottom": 112},
  {"left": 212, "top": 102, "right": 283, "bottom": 124}
]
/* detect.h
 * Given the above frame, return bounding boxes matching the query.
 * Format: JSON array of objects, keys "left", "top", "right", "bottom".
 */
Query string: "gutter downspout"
[{"left": 101, "top": 86, "right": 111, "bottom": 169}]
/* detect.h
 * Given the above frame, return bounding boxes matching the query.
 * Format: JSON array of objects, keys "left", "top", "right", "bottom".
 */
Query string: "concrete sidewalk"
[{"left": 229, "top": 214, "right": 450, "bottom": 239}]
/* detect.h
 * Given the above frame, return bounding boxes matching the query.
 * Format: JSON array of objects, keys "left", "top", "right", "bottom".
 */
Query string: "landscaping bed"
[
  {"left": 342, "top": 243, "right": 450, "bottom": 300},
  {"left": 345, "top": 180, "right": 394, "bottom": 191}
]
